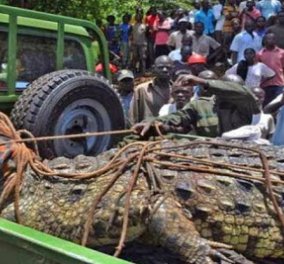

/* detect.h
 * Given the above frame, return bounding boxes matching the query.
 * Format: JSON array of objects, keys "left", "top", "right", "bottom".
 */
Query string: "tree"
[{"left": 2, "top": 0, "right": 191, "bottom": 21}]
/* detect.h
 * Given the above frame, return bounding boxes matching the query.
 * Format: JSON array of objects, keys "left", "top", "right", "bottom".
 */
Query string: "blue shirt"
[
  {"left": 120, "top": 23, "right": 131, "bottom": 43},
  {"left": 256, "top": 0, "right": 281, "bottom": 19},
  {"left": 194, "top": 9, "right": 215, "bottom": 35}
]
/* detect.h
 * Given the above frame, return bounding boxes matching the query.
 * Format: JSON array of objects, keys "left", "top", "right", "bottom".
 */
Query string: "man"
[
  {"left": 267, "top": 11, "right": 284, "bottom": 49},
  {"left": 256, "top": 0, "right": 281, "bottom": 19},
  {"left": 168, "top": 34, "right": 193, "bottom": 62},
  {"left": 159, "top": 80, "right": 194, "bottom": 116},
  {"left": 188, "top": 1, "right": 201, "bottom": 25},
  {"left": 230, "top": 20, "right": 262, "bottom": 64},
  {"left": 153, "top": 11, "right": 171, "bottom": 57},
  {"left": 223, "top": 0, "right": 239, "bottom": 44},
  {"left": 132, "top": 73, "right": 259, "bottom": 138},
  {"left": 240, "top": 0, "right": 261, "bottom": 28},
  {"left": 194, "top": 0, "right": 215, "bottom": 35},
  {"left": 119, "top": 14, "right": 132, "bottom": 68},
  {"left": 116, "top": 70, "right": 135, "bottom": 128},
  {"left": 213, "top": 0, "right": 226, "bottom": 43},
  {"left": 168, "top": 18, "right": 194, "bottom": 49},
  {"left": 173, "top": 46, "right": 193, "bottom": 73},
  {"left": 191, "top": 22, "right": 222, "bottom": 63},
  {"left": 258, "top": 32, "right": 284, "bottom": 105},
  {"left": 187, "top": 54, "right": 208, "bottom": 76},
  {"left": 132, "top": 14, "right": 147, "bottom": 75},
  {"left": 129, "top": 56, "right": 173, "bottom": 125}
]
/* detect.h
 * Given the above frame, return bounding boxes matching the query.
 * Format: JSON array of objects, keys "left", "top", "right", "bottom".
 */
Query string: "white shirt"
[
  {"left": 230, "top": 31, "right": 262, "bottom": 62},
  {"left": 159, "top": 103, "right": 177, "bottom": 116},
  {"left": 213, "top": 4, "right": 225, "bottom": 31},
  {"left": 168, "top": 49, "right": 182, "bottom": 62},
  {"left": 168, "top": 30, "right": 194, "bottom": 49},
  {"left": 225, "top": 62, "right": 275, "bottom": 89}
]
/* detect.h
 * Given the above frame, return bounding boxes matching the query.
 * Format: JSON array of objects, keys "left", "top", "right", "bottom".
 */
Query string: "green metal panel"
[
  {"left": 7, "top": 14, "right": 17, "bottom": 95},
  {"left": 56, "top": 22, "right": 64, "bottom": 69},
  {"left": 0, "top": 218, "right": 132, "bottom": 264},
  {"left": 0, "top": 4, "right": 110, "bottom": 103}
]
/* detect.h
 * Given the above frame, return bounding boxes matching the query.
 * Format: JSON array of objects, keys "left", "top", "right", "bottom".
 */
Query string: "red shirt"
[{"left": 258, "top": 46, "right": 284, "bottom": 88}]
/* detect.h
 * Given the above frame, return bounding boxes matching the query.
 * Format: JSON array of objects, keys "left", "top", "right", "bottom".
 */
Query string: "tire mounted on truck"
[{"left": 11, "top": 70, "right": 125, "bottom": 159}]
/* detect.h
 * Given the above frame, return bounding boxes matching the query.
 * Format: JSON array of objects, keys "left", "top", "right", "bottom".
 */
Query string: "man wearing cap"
[
  {"left": 167, "top": 18, "right": 194, "bottom": 49},
  {"left": 188, "top": 53, "right": 208, "bottom": 75},
  {"left": 132, "top": 73, "right": 260, "bottom": 138},
  {"left": 129, "top": 55, "right": 173, "bottom": 125},
  {"left": 116, "top": 70, "right": 135, "bottom": 128},
  {"left": 191, "top": 22, "right": 221, "bottom": 64}
]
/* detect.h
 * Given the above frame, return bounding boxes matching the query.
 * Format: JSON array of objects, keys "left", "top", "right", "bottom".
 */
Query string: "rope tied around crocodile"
[{"left": 0, "top": 112, "right": 283, "bottom": 257}]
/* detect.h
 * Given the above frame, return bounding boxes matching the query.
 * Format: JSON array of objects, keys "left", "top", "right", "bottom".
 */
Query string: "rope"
[{"left": 0, "top": 112, "right": 283, "bottom": 257}]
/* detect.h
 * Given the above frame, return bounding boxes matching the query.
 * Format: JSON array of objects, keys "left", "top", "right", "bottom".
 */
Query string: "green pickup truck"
[
  {"left": 0, "top": 5, "right": 130, "bottom": 264},
  {"left": 0, "top": 4, "right": 125, "bottom": 159}
]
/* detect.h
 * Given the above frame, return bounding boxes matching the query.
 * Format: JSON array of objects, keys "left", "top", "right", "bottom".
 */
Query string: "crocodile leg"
[{"left": 147, "top": 196, "right": 234, "bottom": 264}]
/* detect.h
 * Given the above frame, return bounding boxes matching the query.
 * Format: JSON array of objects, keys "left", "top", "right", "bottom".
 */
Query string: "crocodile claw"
[{"left": 217, "top": 249, "right": 255, "bottom": 264}]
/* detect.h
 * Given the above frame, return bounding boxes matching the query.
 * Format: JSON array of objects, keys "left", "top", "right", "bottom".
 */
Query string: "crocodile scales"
[{"left": 1, "top": 139, "right": 284, "bottom": 264}]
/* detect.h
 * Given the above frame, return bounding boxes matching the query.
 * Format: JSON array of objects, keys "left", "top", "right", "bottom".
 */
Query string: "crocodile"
[{"left": 1, "top": 139, "right": 284, "bottom": 264}]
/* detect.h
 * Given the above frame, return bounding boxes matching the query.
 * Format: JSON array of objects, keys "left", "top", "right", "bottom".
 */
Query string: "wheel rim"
[{"left": 54, "top": 98, "right": 111, "bottom": 157}]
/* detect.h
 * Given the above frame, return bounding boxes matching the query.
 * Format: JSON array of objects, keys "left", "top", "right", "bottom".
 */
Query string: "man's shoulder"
[{"left": 135, "top": 81, "right": 153, "bottom": 91}]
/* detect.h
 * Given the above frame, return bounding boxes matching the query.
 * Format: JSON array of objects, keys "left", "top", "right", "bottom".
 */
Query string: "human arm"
[
  {"left": 225, "top": 64, "right": 238, "bottom": 75},
  {"left": 230, "top": 35, "right": 239, "bottom": 65},
  {"left": 207, "top": 37, "right": 222, "bottom": 62},
  {"left": 263, "top": 92, "right": 284, "bottom": 114},
  {"left": 132, "top": 104, "right": 197, "bottom": 137}
]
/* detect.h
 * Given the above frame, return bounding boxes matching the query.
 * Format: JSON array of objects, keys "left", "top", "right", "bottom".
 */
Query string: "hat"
[
  {"left": 117, "top": 70, "right": 134, "bottom": 81},
  {"left": 178, "top": 17, "right": 188, "bottom": 24},
  {"left": 187, "top": 54, "right": 207, "bottom": 64}
]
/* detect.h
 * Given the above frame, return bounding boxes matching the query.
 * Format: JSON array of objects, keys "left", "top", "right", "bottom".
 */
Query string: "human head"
[
  {"left": 277, "top": 11, "right": 284, "bottom": 25},
  {"left": 197, "top": 70, "right": 217, "bottom": 96},
  {"left": 194, "top": 21, "right": 204, "bottom": 35},
  {"left": 122, "top": 14, "right": 129, "bottom": 24},
  {"left": 157, "top": 10, "right": 166, "bottom": 21},
  {"left": 231, "top": 18, "right": 241, "bottom": 32},
  {"left": 135, "top": 13, "right": 143, "bottom": 23},
  {"left": 173, "top": 69, "right": 192, "bottom": 81},
  {"left": 221, "top": 74, "right": 245, "bottom": 85},
  {"left": 181, "top": 46, "right": 193, "bottom": 62},
  {"left": 201, "top": 0, "right": 210, "bottom": 10},
  {"left": 178, "top": 18, "right": 189, "bottom": 32},
  {"left": 244, "top": 20, "right": 255, "bottom": 33},
  {"left": 117, "top": 69, "right": 134, "bottom": 94},
  {"left": 193, "top": 0, "right": 201, "bottom": 9},
  {"left": 251, "top": 87, "right": 265, "bottom": 107},
  {"left": 256, "top": 16, "right": 266, "bottom": 29},
  {"left": 188, "top": 54, "right": 207, "bottom": 76},
  {"left": 198, "top": 70, "right": 218, "bottom": 80},
  {"left": 219, "top": 0, "right": 225, "bottom": 5},
  {"left": 154, "top": 56, "right": 173, "bottom": 81},
  {"left": 244, "top": 48, "right": 256, "bottom": 65},
  {"left": 147, "top": 6, "right": 157, "bottom": 16},
  {"left": 264, "top": 32, "right": 276, "bottom": 48},
  {"left": 107, "top": 15, "right": 115, "bottom": 25},
  {"left": 246, "top": 0, "right": 255, "bottom": 10},
  {"left": 228, "top": 0, "right": 236, "bottom": 5},
  {"left": 171, "top": 80, "right": 194, "bottom": 109}
]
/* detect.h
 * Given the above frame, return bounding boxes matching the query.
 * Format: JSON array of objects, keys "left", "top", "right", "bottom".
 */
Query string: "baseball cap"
[
  {"left": 187, "top": 54, "right": 207, "bottom": 64},
  {"left": 117, "top": 69, "right": 134, "bottom": 81}
]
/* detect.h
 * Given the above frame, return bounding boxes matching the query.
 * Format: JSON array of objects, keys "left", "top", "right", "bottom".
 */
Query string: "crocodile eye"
[{"left": 175, "top": 182, "right": 194, "bottom": 200}]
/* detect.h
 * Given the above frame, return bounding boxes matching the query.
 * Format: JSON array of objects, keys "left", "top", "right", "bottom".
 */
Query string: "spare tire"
[{"left": 11, "top": 70, "right": 125, "bottom": 159}]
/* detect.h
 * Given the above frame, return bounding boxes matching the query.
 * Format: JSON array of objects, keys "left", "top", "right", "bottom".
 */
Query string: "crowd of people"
[{"left": 97, "top": 0, "right": 284, "bottom": 146}]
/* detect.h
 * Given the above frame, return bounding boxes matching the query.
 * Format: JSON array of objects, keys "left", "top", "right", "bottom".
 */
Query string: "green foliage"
[{"left": 3, "top": 0, "right": 192, "bottom": 21}]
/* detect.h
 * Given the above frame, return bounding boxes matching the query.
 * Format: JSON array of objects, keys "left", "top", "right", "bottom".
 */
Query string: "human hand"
[{"left": 132, "top": 121, "right": 154, "bottom": 137}]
